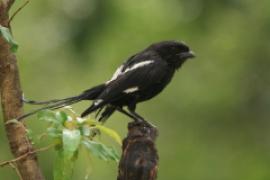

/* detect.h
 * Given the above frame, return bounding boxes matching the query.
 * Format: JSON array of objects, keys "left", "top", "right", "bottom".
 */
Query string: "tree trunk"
[
  {"left": 118, "top": 122, "right": 159, "bottom": 180},
  {"left": 0, "top": 1, "right": 44, "bottom": 179}
]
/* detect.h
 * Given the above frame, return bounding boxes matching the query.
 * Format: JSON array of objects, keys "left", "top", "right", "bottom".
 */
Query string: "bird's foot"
[{"left": 133, "top": 117, "right": 156, "bottom": 128}]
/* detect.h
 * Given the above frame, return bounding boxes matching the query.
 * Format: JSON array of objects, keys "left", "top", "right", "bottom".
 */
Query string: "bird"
[{"left": 20, "top": 40, "right": 195, "bottom": 124}]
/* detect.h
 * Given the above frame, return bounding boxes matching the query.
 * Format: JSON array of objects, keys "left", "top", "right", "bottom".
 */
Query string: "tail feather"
[
  {"left": 18, "top": 96, "right": 84, "bottom": 120},
  {"left": 98, "top": 106, "right": 116, "bottom": 122},
  {"left": 23, "top": 84, "right": 105, "bottom": 105},
  {"left": 81, "top": 103, "right": 103, "bottom": 118},
  {"left": 19, "top": 84, "right": 106, "bottom": 120},
  {"left": 81, "top": 103, "right": 115, "bottom": 122},
  {"left": 82, "top": 84, "right": 106, "bottom": 100},
  {"left": 23, "top": 95, "right": 80, "bottom": 105}
]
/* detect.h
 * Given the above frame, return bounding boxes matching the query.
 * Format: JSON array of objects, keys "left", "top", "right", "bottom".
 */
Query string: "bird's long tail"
[{"left": 19, "top": 84, "right": 105, "bottom": 121}]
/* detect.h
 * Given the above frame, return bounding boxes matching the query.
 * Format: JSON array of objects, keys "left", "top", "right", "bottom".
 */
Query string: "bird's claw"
[{"left": 133, "top": 117, "right": 156, "bottom": 128}]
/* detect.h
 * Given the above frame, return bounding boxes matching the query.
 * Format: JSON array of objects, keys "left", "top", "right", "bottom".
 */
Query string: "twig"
[
  {"left": 0, "top": 143, "right": 55, "bottom": 167},
  {"left": 9, "top": 163, "right": 23, "bottom": 180},
  {"left": 8, "top": 0, "right": 29, "bottom": 26}
]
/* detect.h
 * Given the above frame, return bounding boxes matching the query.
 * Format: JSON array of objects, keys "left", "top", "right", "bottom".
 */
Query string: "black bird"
[{"left": 21, "top": 41, "right": 195, "bottom": 124}]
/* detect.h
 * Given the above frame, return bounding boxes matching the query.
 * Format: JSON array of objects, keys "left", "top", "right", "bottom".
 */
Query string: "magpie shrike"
[{"left": 21, "top": 41, "right": 195, "bottom": 123}]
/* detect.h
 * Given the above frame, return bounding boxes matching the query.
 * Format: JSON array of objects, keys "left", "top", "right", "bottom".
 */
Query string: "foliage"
[
  {"left": 35, "top": 107, "right": 121, "bottom": 180},
  {"left": 0, "top": 25, "right": 18, "bottom": 52}
]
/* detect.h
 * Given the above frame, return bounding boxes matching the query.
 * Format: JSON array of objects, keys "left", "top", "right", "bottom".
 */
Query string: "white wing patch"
[
  {"left": 106, "top": 65, "right": 124, "bottom": 84},
  {"left": 106, "top": 60, "right": 154, "bottom": 84},
  {"left": 94, "top": 99, "right": 103, "bottom": 106},
  {"left": 123, "top": 87, "right": 139, "bottom": 93},
  {"left": 124, "top": 60, "right": 154, "bottom": 73}
]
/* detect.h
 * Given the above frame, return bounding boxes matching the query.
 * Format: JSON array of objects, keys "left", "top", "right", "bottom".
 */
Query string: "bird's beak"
[{"left": 178, "top": 51, "right": 196, "bottom": 59}]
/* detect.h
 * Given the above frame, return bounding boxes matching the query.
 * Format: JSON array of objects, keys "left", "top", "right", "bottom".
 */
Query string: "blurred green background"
[{"left": 1, "top": 0, "right": 270, "bottom": 179}]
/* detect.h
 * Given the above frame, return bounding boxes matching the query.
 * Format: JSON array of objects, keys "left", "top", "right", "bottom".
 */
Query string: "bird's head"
[{"left": 148, "top": 41, "right": 195, "bottom": 69}]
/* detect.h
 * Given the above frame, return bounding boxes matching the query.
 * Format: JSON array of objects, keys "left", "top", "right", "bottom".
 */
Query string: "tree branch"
[
  {"left": 0, "top": 143, "right": 55, "bottom": 167},
  {"left": 0, "top": 2, "right": 44, "bottom": 180},
  {"left": 8, "top": 0, "right": 30, "bottom": 26},
  {"left": 117, "top": 122, "right": 159, "bottom": 180}
]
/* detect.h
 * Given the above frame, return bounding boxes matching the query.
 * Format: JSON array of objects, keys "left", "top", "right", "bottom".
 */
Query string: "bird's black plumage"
[{"left": 21, "top": 41, "right": 195, "bottom": 123}]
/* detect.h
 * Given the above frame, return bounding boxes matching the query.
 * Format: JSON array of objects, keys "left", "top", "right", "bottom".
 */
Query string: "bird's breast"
[{"left": 137, "top": 69, "right": 175, "bottom": 102}]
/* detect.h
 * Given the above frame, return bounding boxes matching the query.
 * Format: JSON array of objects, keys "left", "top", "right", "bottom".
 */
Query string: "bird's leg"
[
  {"left": 127, "top": 104, "right": 155, "bottom": 127},
  {"left": 128, "top": 110, "right": 155, "bottom": 128},
  {"left": 126, "top": 102, "right": 144, "bottom": 122},
  {"left": 127, "top": 102, "right": 145, "bottom": 121},
  {"left": 129, "top": 111, "right": 144, "bottom": 121},
  {"left": 115, "top": 107, "right": 141, "bottom": 122}
]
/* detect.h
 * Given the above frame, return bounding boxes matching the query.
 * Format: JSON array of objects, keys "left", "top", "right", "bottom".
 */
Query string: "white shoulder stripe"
[
  {"left": 106, "top": 60, "right": 154, "bottom": 84},
  {"left": 124, "top": 60, "right": 154, "bottom": 73}
]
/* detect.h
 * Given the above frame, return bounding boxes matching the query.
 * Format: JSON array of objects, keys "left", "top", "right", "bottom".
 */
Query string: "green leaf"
[
  {"left": 37, "top": 110, "right": 57, "bottom": 123},
  {"left": 62, "top": 128, "right": 81, "bottom": 159},
  {"left": 95, "top": 125, "right": 122, "bottom": 145},
  {"left": 81, "top": 125, "right": 91, "bottom": 137},
  {"left": 54, "top": 149, "right": 76, "bottom": 180},
  {"left": 0, "top": 25, "right": 18, "bottom": 52},
  {"left": 38, "top": 110, "right": 69, "bottom": 125},
  {"left": 82, "top": 140, "right": 120, "bottom": 162},
  {"left": 84, "top": 118, "right": 98, "bottom": 126},
  {"left": 47, "top": 127, "right": 62, "bottom": 138},
  {"left": 54, "top": 129, "right": 81, "bottom": 180},
  {"left": 55, "top": 111, "right": 69, "bottom": 125}
]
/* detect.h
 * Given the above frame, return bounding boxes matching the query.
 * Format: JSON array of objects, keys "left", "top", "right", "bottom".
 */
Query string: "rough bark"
[
  {"left": 117, "top": 122, "right": 159, "bottom": 180},
  {"left": 0, "top": 1, "right": 44, "bottom": 180}
]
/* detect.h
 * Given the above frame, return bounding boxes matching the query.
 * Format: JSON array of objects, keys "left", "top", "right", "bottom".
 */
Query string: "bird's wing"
[{"left": 97, "top": 59, "right": 169, "bottom": 105}]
